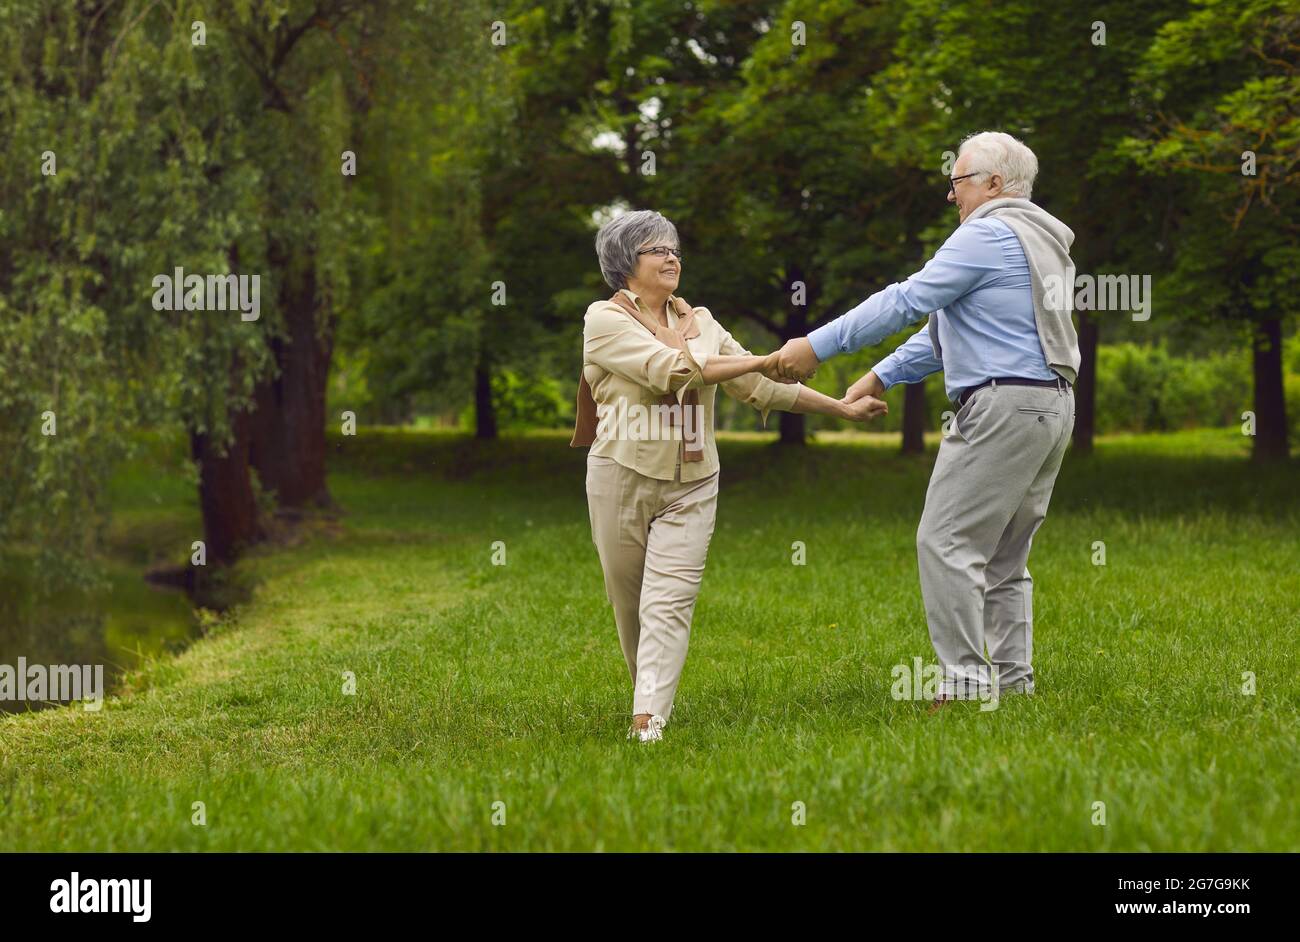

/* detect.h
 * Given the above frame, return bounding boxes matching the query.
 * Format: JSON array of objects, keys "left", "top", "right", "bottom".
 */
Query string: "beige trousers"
[{"left": 585, "top": 454, "right": 719, "bottom": 720}]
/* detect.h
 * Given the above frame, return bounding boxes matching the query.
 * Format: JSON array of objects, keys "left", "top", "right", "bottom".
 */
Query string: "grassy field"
[{"left": 1, "top": 427, "right": 1296, "bottom": 851}]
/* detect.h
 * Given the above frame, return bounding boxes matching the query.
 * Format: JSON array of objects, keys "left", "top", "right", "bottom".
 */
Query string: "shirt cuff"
[
  {"left": 807, "top": 324, "right": 840, "bottom": 363},
  {"left": 674, "top": 347, "right": 707, "bottom": 402},
  {"left": 691, "top": 348, "right": 709, "bottom": 375},
  {"left": 871, "top": 359, "right": 900, "bottom": 391},
  {"left": 771, "top": 379, "right": 801, "bottom": 412},
  {"left": 759, "top": 381, "right": 801, "bottom": 428}
]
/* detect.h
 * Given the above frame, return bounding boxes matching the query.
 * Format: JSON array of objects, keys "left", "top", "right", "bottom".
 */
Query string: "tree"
[
  {"left": 1121, "top": 0, "right": 1298, "bottom": 461},
  {"left": 222, "top": 2, "right": 384, "bottom": 507},
  {"left": 1, "top": 1, "right": 498, "bottom": 572},
  {"left": 342, "top": 0, "right": 602, "bottom": 440},
  {"left": 0, "top": 0, "right": 135, "bottom": 591},
  {"left": 0, "top": 0, "right": 274, "bottom": 570}
]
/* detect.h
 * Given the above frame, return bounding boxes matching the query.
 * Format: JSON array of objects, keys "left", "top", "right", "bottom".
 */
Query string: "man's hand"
[
  {"left": 759, "top": 351, "right": 798, "bottom": 383},
  {"left": 844, "top": 369, "right": 885, "bottom": 404},
  {"left": 841, "top": 394, "right": 888, "bottom": 423},
  {"left": 775, "top": 337, "right": 819, "bottom": 380}
]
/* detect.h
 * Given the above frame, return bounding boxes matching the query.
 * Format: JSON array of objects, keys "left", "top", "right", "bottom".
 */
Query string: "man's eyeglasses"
[
  {"left": 948, "top": 172, "right": 984, "bottom": 195},
  {"left": 638, "top": 246, "right": 684, "bottom": 260}
]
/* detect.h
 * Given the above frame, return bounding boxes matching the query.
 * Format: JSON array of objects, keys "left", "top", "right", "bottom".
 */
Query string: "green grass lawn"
[{"left": 1, "top": 427, "right": 1296, "bottom": 851}]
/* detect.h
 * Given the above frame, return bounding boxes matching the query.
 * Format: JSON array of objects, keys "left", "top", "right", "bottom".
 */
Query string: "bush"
[
  {"left": 456, "top": 369, "right": 572, "bottom": 431},
  {"left": 1286, "top": 371, "right": 1300, "bottom": 445},
  {"left": 1094, "top": 343, "right": 1252, "bottom": 434},
  {"left": 444, "top": 339, "right": 1296, "bottom": 442}
]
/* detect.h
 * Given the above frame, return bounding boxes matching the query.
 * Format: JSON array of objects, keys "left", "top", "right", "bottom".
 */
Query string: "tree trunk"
[
  {"left": 1251, "top": 318, "right": 1289, "bottom": 462},
  {"left": 248, "top": 251, "right": 333, "bottom": 508},
  {"left": 1073, "top": 310, "right": 1098, "bottom": 454},
  {"left": 474, "top": 353, "right": 498, "bottom": 440},
  {"left": 778, "top": 409, "right": 806, "bottom": 445},
  {"left": 624, "top": 116, "right": 639, "bottom": 178},
  {"left": 901, "top": 379, "right": 927, "bottom": 454},
  {"left": 190, "top": 407, "right": 262, "bottom": 567},
  {"left": 778, "top": 282, "right": 808, "bottom": 445}
]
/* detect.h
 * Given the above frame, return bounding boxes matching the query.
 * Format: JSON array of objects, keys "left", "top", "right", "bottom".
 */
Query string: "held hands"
[
  {"left": 841, "top": 394, "right": 888, "bottom": 423},
  {"left": 844, "top": 369, "right": 885, "bottom": 404},
  {"left": 774, "top": 337, "right": 820, "bottom": 381},
  {"left": 754, "top": 358, "right": 888, "bottom": 421},
  {"left": 841, "top": 369, "right": 888, "bottom": 423},
  {"left": 760, "top": 351, "right": 798, "bottom": 384}
]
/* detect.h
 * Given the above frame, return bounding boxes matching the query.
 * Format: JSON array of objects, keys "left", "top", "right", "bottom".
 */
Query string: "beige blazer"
[{"left": 581, "top": 288, "right": 801, "bottom": 481}]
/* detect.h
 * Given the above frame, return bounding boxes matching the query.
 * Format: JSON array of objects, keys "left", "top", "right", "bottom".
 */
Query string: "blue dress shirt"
[{"left": 807, "top": 217, "right": 1056, "bottom": 401}]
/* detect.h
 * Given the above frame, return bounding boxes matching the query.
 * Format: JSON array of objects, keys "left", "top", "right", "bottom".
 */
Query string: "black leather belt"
[{"left": 955, "top": 375, "right": 1070, "bottom": 408}]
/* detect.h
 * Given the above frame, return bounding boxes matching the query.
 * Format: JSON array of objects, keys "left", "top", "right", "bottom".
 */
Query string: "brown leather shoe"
[{"left": 927, "top": 695, "right": 954, "bottom": 715}]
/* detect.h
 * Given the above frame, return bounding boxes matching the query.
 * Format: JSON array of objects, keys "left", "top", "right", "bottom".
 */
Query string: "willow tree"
[
  {"left": 1, "top": 0, "right": 498, "bottom": 573},
  {"left": 0, "top": 2, "right": 134, "bottom": 592},
  {"left": 342, "top": 1, "right": 518, "bottom": 437},
  {"left": 0, "top": 1, "right": 269, "bottom": 573}
]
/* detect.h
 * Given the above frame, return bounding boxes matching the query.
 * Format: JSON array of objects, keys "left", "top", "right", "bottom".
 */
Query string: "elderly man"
[{"left": 775, "top": 131, "right": 1080, "bottom": 705}]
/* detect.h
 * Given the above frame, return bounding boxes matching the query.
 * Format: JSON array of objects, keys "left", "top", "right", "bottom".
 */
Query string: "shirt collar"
[{"left": 619, "top": 287, "right": 679, "bottom": 325}]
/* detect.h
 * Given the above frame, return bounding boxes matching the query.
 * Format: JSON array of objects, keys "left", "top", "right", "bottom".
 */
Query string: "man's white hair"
[{"left": 958, "top": 131, "right": 1038, "bottom": 199}]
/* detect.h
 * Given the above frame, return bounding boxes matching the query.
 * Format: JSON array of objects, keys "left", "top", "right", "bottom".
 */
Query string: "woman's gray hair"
[
  {"left": 595, "top": 209, "right": 679, "bottom": 290},
  {"left": 958, "top": 131, "right": 1038, "bottom": 199}
]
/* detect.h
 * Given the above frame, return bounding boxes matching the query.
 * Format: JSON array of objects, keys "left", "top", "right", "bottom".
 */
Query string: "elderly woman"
[{"left": 571, "top": 209, "right": 887, "bottom": 742}]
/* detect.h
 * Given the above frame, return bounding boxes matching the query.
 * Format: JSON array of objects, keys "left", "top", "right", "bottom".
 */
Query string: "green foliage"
[
  {"left": 1120, "top": 0, "right": 1300, "bottom": 321},
  {"left": 1, "top": 1, "right": 493, "bottom": 585},
  {"left": 456, "top": 369, "right": 573, "bottom": 431},
  {"left": 1094, "top": 343, "right": 1249, "bottom": 433},
  {"left": 340, "top": 0, "right": 504, "bottom": 412},
  {"left": 341, "top": 0, "right": 608, "bottom": 422},
  {"left": 0, "top": 0, "right": 188, "bottom": 589},
  {"left": 656, "top": 0, "right": 926, "bottom": 341}
]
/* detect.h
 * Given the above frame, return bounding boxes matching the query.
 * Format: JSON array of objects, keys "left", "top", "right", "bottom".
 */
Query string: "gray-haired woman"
[{"left": 571, "top": 209, "right": 887, "bottom": 742}]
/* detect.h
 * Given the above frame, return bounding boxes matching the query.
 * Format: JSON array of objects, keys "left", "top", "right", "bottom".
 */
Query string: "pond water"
[{"left": 0, "top": 560, "right": 198, "bottom": 714}]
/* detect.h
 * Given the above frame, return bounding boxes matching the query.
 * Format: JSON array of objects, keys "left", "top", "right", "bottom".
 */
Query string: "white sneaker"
[{"left": 628, "top": 714, "right": 666, "bottom": 742}]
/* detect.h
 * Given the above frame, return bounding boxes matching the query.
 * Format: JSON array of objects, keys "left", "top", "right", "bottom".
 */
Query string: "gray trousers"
[{"left": 917, "top": 381, "right": 1074, "bottom": 697}]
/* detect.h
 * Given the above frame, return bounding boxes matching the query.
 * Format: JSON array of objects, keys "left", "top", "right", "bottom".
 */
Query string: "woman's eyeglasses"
[{"left": 638, "top": 246, "right": 684, "bottom": 260}]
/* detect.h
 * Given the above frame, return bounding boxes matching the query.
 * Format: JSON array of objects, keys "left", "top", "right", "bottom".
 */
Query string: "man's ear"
[{"left": 987, "top": 174, "right": 1005, "bottom": 194}]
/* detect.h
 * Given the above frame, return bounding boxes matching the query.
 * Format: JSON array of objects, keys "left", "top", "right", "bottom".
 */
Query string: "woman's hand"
[{"left": 840, "top": 394, "right": 888, "bottom": 423}]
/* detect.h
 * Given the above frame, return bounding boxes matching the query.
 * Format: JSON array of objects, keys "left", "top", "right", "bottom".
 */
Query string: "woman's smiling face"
[{"left": 629, "top": 241, "right": 682, "bottom": 295}]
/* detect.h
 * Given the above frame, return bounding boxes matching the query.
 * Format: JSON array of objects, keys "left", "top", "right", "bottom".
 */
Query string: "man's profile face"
[{"left": 948, "top": 153, "right": 1004, "bottom": 223}]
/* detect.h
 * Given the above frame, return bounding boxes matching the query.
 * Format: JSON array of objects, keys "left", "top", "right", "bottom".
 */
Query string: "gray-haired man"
[{"left": 775, "top": 131, "right": 1080, "bottom": 705}]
